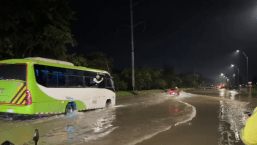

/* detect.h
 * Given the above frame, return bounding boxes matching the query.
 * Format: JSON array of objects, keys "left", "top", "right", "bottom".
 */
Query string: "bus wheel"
[
  {"left": 65, "top": 102, "right": 76, "bottom": 115},
  {"left": 106, "top": 99, "right": 111, "bottom": 108}
]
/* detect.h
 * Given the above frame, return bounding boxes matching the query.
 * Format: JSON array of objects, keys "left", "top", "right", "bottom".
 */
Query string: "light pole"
[
  {"left": 220, "top": 73, "right": 224, "bottom": 85},
  {"left": 231, "top": 64, "right": 239, "bottom": 88},
  {"left": 233, "top": 74, "right": 235, "bottom": 88},
  {"left": 221, "top": 75, "right": 226, "bottom": 85},
  {"left": 236, "top": 50, "right": 248, "bottom": 85}
]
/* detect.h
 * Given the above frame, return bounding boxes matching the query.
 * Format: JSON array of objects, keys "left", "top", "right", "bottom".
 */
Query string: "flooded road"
[{"left": 0, "top": 89, "right": 255, "bottom": 145}]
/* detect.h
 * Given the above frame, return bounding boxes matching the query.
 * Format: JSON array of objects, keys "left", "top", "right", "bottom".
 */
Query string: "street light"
[
  {"left": 236, "top": 50, "right": 248, "bottom": 84},
  {"left": 231, "top": 64, "right": 240, "bottom": 88}
]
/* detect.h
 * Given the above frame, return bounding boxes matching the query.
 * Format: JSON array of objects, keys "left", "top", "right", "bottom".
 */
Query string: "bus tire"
[
  {"left": 105, "top": 99, "right": 111, "bottom": 108},
  {"left": 65, "top": 102, "right": 76, "bottom": 115}
]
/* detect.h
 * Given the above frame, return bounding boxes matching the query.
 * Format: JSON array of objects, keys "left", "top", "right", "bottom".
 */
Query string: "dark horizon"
[{"left": 68, "top": 0, "right": 257, "bottom": 84}]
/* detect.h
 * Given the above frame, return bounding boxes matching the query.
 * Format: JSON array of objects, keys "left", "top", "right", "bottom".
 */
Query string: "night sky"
[{"left": 68, "top": 0, "right": 257, "bottom": 84}]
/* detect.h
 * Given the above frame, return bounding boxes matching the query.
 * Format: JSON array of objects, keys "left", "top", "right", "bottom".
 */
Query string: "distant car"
[{"left": 169, "top": 88, "right": 180, "bottom": 95}]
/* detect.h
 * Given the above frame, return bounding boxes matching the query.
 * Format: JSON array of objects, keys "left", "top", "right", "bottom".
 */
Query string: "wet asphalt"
[{"left": 0, "top": 88, "right": 256, "bottom": 145}]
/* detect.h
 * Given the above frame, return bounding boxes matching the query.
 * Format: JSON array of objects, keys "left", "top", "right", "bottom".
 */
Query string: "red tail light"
[{"left": 25, "top": 90, "right": 33, "bottom": 105}]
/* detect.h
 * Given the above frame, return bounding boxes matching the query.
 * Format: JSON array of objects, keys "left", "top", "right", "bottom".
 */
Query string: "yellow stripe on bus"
[
  {"left": 12, "top": 87, "right": 26, "bottom": 104},
  {"left": 10, "top": 83, "right": 24, "bottom": 101},
  {"left": 21, "top": 100, "right": 26, "bottom": 105},
  {"left": 17, "top": 93, "right": 26, "bottom": 104}
]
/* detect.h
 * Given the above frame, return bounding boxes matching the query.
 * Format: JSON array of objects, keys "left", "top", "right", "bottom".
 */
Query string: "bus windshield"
[{"left": 0, "top": 64, "right": 26, "bottom": 81}]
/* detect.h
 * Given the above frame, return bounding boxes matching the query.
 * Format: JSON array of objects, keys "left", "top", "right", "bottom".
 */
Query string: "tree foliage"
[
  {"left": 162, "top": 66, "right": 177, "bottom": 88},
  {"left": 113, "top": 73, "right": 128, "bottom": 91},
  {"left": 0, "top": 0, "right": 77, "bottom": 60},
  {"left": 86, "top": 52, "right": 113, "bottom": 73},
  {"left": 65, "top": 53, "right": 87, "bottom": 67},
  {"left": 135, "top": 67, "right": 152, "bottom": 90},
  {"left": 112, "top": 66, "right": 208, "bottom": 91}
]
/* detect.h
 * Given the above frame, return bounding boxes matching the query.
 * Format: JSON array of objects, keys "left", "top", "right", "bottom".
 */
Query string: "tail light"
[{"left": 25, "top": 90, "right": 33, "bottom": 105}]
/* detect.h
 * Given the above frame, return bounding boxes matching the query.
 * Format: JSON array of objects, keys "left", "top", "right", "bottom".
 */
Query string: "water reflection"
[
  {"left": 219, "top": 89, "right": 238, "bottom": 100},
  {"left": 23, "top": 108, "right": 118, "bottom": 145},
  {"left": 218, "top": 99, "right": 247, "bottom": 145},
  {"left": 83, "top": 108, "right": 118, "bottom": 142},
  {"left": 66, "top": 126, "right": 75, "bottom": 141}
]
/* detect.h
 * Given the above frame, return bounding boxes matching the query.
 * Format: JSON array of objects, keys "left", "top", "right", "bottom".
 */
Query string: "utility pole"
[
  {"left": 105, "top": 59, "right": 110, "bottom": 74},
  {"left": 130, "top": 0, "right": 135, "bottom": 91},
  {"left": 242, "top": 52, "right": 248, "bottom": 85},
  {"left": 194, "top": 67, "right": 195, "bottom": 87},
  {"left": 129, "top": 0, "right": 146, "bottom": 91}
]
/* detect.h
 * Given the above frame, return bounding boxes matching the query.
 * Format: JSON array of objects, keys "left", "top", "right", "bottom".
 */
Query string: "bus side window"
[
  {"left": 67, "top": 69, "right": 83, "bottom": 87},
  {"left": 68, "top": 69, "right": 83, "bottom": 76},
  {"left": 84, "top": 76, "right": 91, "bottom": 87},
  {"left": 84, "top": 71, "right": 96, "bottom": 88},
  {"left": 36, "top": 70, "right": 39, "bottom": 76},
  {"left": 34, "top": 65, "right": 47, "bottom": 87},
  {"left": 68, "top": 76, "right": 83, "bottom": 87},
  {"left": 47, "top": 66, "right": 67, "bottom": 87},
  {"left": 98, "top": 74, "right": 105, "bottom": 88}
]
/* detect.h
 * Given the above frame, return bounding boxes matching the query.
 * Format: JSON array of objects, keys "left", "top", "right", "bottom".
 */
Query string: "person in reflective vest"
[{"left": 240, "top": 107, "right": 257, "bottom": 144}]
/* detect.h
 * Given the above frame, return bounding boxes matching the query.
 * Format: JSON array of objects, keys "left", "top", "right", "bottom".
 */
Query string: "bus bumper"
[{"left": 0, "top": 104, "right": 35, "bottom": 115}]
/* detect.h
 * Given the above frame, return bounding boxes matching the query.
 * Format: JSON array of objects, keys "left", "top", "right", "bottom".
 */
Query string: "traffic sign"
[{"left": 249, "top": 85, "right": 253, "bottom": 87}]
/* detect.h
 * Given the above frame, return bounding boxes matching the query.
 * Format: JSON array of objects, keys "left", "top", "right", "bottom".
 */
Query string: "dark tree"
[
  {"left": 86, "top": 52, "right": 113, "bottom": 73},
  {"left": 0, "top": 0, "right": 77, "bottom": 60}
]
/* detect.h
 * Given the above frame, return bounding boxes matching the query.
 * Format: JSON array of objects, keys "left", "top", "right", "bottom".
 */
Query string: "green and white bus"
[{"left": 0, "top": 57, "right": 115, "bottom": 115}]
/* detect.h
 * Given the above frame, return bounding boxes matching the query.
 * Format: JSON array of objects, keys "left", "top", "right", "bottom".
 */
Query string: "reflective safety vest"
[{"left": 240, "top": 107, "right": 257, "bottom": 145}]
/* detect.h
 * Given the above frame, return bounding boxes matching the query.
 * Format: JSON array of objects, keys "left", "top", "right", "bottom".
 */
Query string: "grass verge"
[
  {"left": 116, "top": 89, "right": 165, "bottom": 97},
  {"left": 181, "top": 88, "right": 195, "bottom": 91},
  {"left": 116, "top": 88, "right": 196, "bottom": 97}
]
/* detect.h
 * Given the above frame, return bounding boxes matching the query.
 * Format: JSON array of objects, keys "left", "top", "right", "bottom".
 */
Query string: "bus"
[{"left": 0, "top": 57, "right": 115, "bottom": 115}]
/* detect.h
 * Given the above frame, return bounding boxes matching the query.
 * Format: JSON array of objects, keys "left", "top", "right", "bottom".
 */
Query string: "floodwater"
[{"left": 0, "top": 89, "right": 255, "bottom": 145}]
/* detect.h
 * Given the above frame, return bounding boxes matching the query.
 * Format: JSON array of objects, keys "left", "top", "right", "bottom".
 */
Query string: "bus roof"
[
  {"left": 0, "top": 58, "right": 107, "bottom": 74},
  {"left": 25, "top": 57, "right": 74, "bottom": 66}
]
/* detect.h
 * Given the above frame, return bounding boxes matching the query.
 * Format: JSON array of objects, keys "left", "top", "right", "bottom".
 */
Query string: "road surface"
[{"left": 0, "top": 89, "right": 256, "bottom": 145}]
